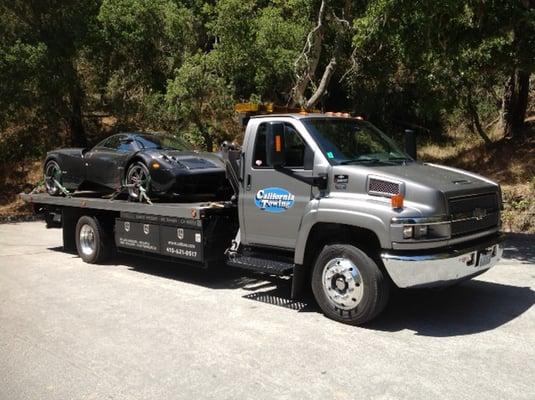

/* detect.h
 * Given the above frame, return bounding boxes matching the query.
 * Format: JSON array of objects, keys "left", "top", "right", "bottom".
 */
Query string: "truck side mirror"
[{"left": 266, "top": 122, "right": 286, "bottom": 167}]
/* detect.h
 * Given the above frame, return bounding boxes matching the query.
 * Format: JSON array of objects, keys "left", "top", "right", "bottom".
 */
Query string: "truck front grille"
[{"left": 448, "top": 193, "right": 500, "bottom": 237}]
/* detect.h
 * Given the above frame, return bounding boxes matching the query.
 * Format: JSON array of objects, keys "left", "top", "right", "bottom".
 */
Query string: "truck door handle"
[{"left": 246, "top": 174, "right": 251, "bottom": 190}]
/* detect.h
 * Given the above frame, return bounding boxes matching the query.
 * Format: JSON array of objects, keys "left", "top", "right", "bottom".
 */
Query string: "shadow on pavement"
[
  {"left": 49, "top": 242, "right": 534, "bottom": 335},
  {"left": 117, "top": 253, "right": 318, "bottom": 312},
  {"left": 503, "top": 233, "right": 535, "bottom": 264},
  {"left": 366, "top": 280, "right": 535, "bottom": 336}
]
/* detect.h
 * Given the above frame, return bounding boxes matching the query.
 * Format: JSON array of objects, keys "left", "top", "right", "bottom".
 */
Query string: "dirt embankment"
[{"left": 419, "top": 127, "right": 535, "bottom": 233}]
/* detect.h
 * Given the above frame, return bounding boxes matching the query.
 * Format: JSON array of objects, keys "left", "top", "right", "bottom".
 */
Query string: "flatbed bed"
[
  {"left": 22, "top": 192, "right": 238, "bottom": 267},
  {"left": 20, "top": 192, "right": 235, "bottom": 220}
]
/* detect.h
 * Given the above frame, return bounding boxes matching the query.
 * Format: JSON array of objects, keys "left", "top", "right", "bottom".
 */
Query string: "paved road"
[{"left": 0, "top": 222, "right": 534, "bottom": 400}]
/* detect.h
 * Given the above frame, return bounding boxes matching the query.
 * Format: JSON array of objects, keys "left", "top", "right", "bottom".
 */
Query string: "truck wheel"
[
  {"left": 75, "top": 216, "right": 111, "bottom": 264},
  {"left": 311, "top": 244, "right": 389, "bottom": 325}
]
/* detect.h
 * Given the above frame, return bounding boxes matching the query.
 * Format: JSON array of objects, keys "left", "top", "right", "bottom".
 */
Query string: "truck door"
[{"left": 240, "top": 122, "right": 313, "bottom": 249}]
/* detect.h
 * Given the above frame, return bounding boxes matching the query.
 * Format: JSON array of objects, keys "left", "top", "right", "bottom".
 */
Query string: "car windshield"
[
  {"left": 303, "top": 118, "right": 411, "bottom": 165},
  {"left": 135, "top": 134, "right": 192, "bottom": 151}
]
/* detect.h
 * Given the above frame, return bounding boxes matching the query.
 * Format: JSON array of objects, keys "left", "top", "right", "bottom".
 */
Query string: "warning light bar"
[{"left": 234, "top": 103, "right": 364, "bottom": 126}]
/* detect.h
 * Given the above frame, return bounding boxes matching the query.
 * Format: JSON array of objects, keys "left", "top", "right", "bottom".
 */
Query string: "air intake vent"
[{"left": 368, "top": 177, "right": 400, "bottom": 197}]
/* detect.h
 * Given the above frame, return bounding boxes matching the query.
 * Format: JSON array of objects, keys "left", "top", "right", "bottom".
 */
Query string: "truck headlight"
[
  {"left": 416, "top": 225, "right": 428, "bottom": 238},
  {"left": 392, "top": 217, "right": 451, "bottom": 242},
  {"left": 402, "top": 225, "right": 428, "bottom": 239}
]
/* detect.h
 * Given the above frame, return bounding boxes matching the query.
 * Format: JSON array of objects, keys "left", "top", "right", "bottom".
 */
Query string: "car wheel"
[
  {"left": 75, "top": 215, "right": 112, "bottom": 264},
  {"left": 44, "top": 160, "right": 63, "bottom": 196},
  {"left": 311, "top": 244, "right": 389, "bottom": 325},
  {"left": 126, "top": 162, "right": 151, "bottom": 201}
]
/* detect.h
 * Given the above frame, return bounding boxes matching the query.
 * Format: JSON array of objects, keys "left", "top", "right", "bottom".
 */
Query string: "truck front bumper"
[{"left": 381, "top": 233, "right": 504, "bottom": 288}]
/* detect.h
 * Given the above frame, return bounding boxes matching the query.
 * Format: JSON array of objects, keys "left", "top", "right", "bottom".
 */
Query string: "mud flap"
[{"left": 291, "top": 264, "right": 307, "bottom": 299}]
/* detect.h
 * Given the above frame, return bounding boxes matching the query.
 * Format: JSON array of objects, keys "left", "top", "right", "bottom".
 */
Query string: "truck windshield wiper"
[
  {"left": 388, "top": 156, "right": 411, "bottom": 162},
  {"left": 339, "top": 158, "right": 392, "bottom": 165}
]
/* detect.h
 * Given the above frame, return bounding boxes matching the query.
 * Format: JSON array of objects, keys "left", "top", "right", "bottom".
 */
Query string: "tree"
[
  {"left": 500, "top": 0, "right": 535, "bottom": 138},
  {"left": 96, "top": 0, "right": 196, "bottom": 125},
  {"left": 351, "top": 0, "right": 535, "bottom": 143},
  {"left": 0, "top": 0, "right": 100, "bottom": 147},
  {"left": 165, "top": 54, "right": 236, "bottom": 151}
]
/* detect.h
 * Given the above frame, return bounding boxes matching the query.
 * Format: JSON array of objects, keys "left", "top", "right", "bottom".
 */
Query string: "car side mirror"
[{"left": 266, "top": 122, "right": 286, "bottom": 168}]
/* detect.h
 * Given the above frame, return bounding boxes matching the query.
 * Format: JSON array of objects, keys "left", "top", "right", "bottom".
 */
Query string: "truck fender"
[{"left": 294, "top": 208, "right": 389, "bottom": 265}]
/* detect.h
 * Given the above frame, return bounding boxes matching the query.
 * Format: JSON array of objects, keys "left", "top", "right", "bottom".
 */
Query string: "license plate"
[{"left": 477, "top": 248, "right": 493, "bottom": 267}]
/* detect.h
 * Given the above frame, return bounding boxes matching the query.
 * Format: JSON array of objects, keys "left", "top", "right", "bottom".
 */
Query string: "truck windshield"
[{"left": 303, "top": 118, "right": 411, "bottom": 165}]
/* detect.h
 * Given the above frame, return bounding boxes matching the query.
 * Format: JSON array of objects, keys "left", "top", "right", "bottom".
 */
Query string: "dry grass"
[
  {"left": 0, "top": 161, "right": 42, "bottom": 217},
  {"left": 419, "top": 123, "right": 535, "bottom": 233}
]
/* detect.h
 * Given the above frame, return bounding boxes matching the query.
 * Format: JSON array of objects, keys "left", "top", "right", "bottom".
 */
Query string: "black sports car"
[{"left": 44, "top": 132, "right": 230, "bottom": 201}]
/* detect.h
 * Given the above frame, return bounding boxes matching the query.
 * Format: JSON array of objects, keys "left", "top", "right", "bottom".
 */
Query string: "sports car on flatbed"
[{"left": 44, "top": 132, "right": 230, "bottom": 201}]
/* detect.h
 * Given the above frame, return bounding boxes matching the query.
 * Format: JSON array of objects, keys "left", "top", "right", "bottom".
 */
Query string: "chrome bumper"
[{"left": 381, "top": 234, "right": 504, "bottom": 288}]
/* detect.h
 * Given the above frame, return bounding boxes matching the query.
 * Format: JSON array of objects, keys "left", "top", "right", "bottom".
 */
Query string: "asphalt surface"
[{"left": 0, "top": 222, "right": 534, "bottom": 400}]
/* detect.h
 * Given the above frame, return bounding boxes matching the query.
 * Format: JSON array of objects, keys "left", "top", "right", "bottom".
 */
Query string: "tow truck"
[{"left": 21, "top": 104, "right": 504, "bottom": 325}]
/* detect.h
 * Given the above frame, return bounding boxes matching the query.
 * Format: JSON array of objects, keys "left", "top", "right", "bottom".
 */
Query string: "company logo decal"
[
  {"left": 254, "top": 187, "right": 295, "bottom": 213},
  {"left": 143, "top": 224, "right": 150, "bottom": 235},
  {"left": 124, "top": 221, "right": 130, "bottom": 232},
  {"left": 177, "top": 228, "right": 184, "bottom": 240}
]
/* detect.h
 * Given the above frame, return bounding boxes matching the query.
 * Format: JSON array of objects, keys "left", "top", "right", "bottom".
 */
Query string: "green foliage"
[
  {"left": 164, "top": 53, "right": 236, "bottom": 150},
  {"left": 0, "top": 0, "right": 533, "bottom": 163}
]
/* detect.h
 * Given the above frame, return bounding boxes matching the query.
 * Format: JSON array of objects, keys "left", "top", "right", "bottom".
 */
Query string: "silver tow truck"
[{"left": 22, "top": 111, "right": 503, "bottom": 325}]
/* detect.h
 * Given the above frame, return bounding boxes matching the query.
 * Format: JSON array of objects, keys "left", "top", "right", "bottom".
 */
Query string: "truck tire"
[
  {"left": 311, "top": 244, "right": 389, "bottom": 325},
  {"left": 75, "top": 216, "right": 112, "bottom": 264}
]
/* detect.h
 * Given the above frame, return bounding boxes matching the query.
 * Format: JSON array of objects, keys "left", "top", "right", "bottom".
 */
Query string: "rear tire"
[
  {"left": 75, "top": 216, "right": 112, "bottom": 264},
  {"left": 44, "top": 160, "right": 63, "bottom": 196},
  {"left": 311, "top": 244, "right": 389, "bottom": 325}
]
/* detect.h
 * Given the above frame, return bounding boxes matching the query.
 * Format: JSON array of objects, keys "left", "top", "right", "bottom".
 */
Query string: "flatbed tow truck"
[{"left": 21, "top": 106, "right": 504, "bottom": 325}]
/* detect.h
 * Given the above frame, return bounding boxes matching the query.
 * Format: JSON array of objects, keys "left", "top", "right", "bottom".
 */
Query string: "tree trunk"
[
  {"left": 466, "top": 93, "right": 492, "bottom": 146},
  {"left": 500, "top": 69, "right": 530, "bottom": 138},
  {"left": 291, "top": 0, "right": 326, "bottom": 107},
  {"left": 198, "top": 123, "right": 213, "bottom": 152},
  {"left": 68, "top": 83, "right": 87, "bottom": 147}
]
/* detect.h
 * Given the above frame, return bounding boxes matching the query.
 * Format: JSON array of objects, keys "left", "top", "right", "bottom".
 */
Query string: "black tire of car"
[
  {"left": 44, "top": 160, "right": 62, "bottom": 196},
  {"left": 75, "top": 216, "right": 112, "bottom": 264},
  {"left": 311, "top": 244, "right": 390, "bottom": 325},
  {"left": 126, "top": 162, "right": 151, "bottom": 201}
]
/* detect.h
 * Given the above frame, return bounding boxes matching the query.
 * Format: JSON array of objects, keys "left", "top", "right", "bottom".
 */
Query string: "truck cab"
[{"left": 227, "top": 112, "right": 503, "bottom": 324}]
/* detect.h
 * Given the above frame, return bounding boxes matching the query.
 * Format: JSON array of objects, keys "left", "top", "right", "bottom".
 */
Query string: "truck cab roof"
[{"left": 250, "top": 113, "right": 353, "bottom": 120}]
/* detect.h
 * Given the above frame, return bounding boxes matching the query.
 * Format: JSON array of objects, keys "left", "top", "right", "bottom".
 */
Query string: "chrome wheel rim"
[
  {"left": 79, "top": 224, "right": 96, "bottom": 256},
  {"left": 44, "top": 162, "right": 61, "bottom": 195},
  {"left": 127, "top": 165, "right": 149, "bottom": 199},
  {"left": 322, "top": 258, "right": 364, "bottom": 310}
]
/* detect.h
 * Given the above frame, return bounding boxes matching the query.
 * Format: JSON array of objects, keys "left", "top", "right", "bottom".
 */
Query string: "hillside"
[{"left": 1, "top": 130, "right": 533, "bottom": 231}]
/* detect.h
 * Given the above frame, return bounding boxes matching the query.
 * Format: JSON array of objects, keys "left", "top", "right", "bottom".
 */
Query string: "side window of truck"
[{"left": 252, "top": 123, "right": 312, "bottom": 169}]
